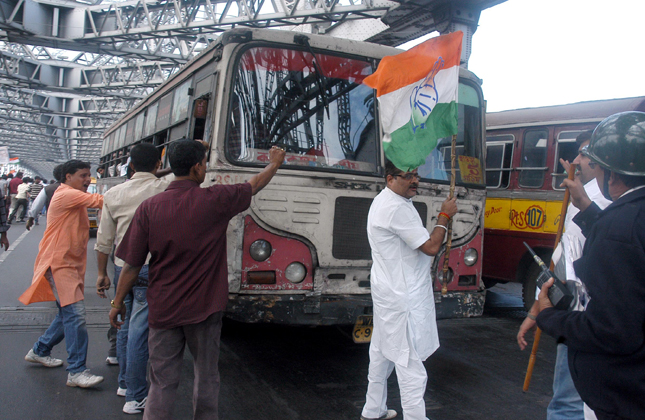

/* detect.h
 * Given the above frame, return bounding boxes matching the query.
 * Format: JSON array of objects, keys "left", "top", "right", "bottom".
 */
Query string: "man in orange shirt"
[{"left": 19, "top": 160, "right": 105, "bottom": 388}]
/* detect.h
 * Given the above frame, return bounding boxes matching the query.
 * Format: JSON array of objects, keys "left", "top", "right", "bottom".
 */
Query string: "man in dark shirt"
[
  {"left": 537, "top": 111, "right": 645, "bottom": 420},
  {"left": 109, "top": 139, "right": 285, "bottom": 420},
  {"left": 0, "top": 187, "right": 9, "bottom": 251},
  {"left": 8, "top": 171, "right": 23, "bottom": 217}
]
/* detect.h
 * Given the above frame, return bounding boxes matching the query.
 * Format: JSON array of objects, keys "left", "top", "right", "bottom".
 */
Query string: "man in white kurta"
[{"left": 362, "top": 161, "right": 457, "bottom": 420}]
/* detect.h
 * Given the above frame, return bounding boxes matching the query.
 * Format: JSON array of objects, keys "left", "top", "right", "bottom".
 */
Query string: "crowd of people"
[
  {"left": 0, "top": 172, "right": 53, "bottom": 225},
  {"left": 1, "top": 111, "right": 644, "bottom": 420}
]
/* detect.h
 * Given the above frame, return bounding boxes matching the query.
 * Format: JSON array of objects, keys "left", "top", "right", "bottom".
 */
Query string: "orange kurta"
[{"left": 19, "top": 183, "right": 103, "bottom": 306}]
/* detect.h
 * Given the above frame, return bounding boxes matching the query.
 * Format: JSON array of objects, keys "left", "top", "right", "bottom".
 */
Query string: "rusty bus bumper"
[{"left": 226, "top": 291, "right": 485, "bottom": 325}]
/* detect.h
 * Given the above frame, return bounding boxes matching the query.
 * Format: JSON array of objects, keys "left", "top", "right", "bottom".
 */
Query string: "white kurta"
[
  {"left": 367, "top": 187, "right": 439, "bottom": 367},
  {"left": 543, "top": 180, "right": 611, "bottom": 308}
]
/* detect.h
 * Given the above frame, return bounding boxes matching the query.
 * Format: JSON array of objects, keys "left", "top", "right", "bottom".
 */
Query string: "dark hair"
[
  {"left": 1, "top": 174, "right": 6, "bottom": 179},
  {"left": 384, "top": 160, "right": 403, "bottom": 179},
  {"left": 130, "top": 143, "right": 161, "bottom": 173},
  {"left": 23, "top": 178, "right": 30, "bottom": 183},
  {"left": 34, "top": 176, "right": 41, "bottom": 180},
  {"left": 61, "top": 160, "right": 91, "bottom": 181},
  {"left": 52, "top": 164, "right": 63, "bottom": 183},
  {"left": 49, "top": 179, "right": 56, "bottom": 184},
  {"left": 576, "top": 130, "right": 594, "bottom": 147},
  {"left": 168, "top": 139, "right": 206, "bottom": 177},
  {"left": 16, "top": 171, "right": 23, "bottom": 178},
  {"left": 7, "top": 173, "right": 13, "bottom": 178}
]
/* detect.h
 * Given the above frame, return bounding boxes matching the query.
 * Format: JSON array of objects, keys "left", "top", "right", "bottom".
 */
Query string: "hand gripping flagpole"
[
  {"left": 522, "top": 163, "right": 577, "bottom": 392},
  {"left": 441, "top": 134, "right": 457, "bottom": 295}
]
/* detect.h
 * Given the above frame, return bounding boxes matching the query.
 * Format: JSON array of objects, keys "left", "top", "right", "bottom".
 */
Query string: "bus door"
[{"left": 190, "top": 73, "right": 218, "bottom": 142}]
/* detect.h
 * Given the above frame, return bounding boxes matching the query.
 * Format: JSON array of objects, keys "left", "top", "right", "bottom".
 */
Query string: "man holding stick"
[
  {"left": 537, "top": 112, "right": 645, "bottom": 420},
  {"left": 360, "top": 160, "right": 457, "bottom": 420},
  {"left": 517, "top": 130, "right": 610, "bottom": 420}
]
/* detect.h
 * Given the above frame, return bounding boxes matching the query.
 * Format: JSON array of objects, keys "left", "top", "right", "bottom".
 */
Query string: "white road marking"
[{"left": 0, "top": 229, "right": 30, "bottom": 265}]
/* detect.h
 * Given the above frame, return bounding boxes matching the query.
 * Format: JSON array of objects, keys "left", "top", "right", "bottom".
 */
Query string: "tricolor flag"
[{"left": 363, "top": 31, "right": 463, "bottom": 171}]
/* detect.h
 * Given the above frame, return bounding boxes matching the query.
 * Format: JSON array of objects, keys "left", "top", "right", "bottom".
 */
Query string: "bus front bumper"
[{"left": 226, "top": 290, "right": 485, "bottom": 326}]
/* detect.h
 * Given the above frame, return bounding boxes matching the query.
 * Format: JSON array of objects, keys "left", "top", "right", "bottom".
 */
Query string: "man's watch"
[{"left": 110, "top": 300, "right": 123, "bottom": 309}]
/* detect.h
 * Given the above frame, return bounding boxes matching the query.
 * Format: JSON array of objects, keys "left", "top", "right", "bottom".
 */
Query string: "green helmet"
[{"left": 587, "top": 111, "right": 645, "bottom": 175}]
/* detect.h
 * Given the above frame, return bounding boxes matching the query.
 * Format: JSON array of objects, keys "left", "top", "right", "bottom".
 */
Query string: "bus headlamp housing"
[
  {"left": 285, "top": 262, "right": 307, "bottom": 283},
  {"left": 464, "top": 248, "right": 478, "bottom": 266},
  {"left": 250, "top": 240, "right": 272, "bottom": 261},
  {"left": 435, "top": 267, "right": 454, "bottom": 284}
]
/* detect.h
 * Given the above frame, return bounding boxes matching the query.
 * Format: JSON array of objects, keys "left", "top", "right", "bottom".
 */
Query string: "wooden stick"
[
  {"left": 523, "top": 163, "right": 577, "bottom": 392},
  {"left": 441, "top": 134, "right": 457, "bottom": 295}
]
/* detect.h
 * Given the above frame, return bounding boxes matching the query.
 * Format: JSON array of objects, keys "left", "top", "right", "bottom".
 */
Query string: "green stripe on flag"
[{"left": 385, "top": 102, "right": 458, "bottom": 172}]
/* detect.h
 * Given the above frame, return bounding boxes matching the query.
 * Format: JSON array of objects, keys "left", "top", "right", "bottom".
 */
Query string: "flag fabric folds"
[{"left": 363, "top": 31, "right": 463, "bottom": 172}]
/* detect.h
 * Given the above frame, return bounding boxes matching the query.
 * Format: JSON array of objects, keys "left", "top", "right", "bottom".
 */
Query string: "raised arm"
[{"left": 247, "top": 146, "right": 286, "bottom": 195}]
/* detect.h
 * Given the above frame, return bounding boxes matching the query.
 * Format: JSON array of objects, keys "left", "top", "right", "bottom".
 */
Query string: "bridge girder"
[{"left": 0, "top": 0, "right": 504, "bottom": 178}]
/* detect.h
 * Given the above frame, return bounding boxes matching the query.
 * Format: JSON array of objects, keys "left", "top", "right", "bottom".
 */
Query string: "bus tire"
[{"left": 522, "top": 262, "right": 541, "bottom": 311}]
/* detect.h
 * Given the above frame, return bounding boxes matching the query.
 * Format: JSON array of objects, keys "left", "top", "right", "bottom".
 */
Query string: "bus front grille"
[{"left": 332, "top": 196, "right": 427, "bottom": 260}]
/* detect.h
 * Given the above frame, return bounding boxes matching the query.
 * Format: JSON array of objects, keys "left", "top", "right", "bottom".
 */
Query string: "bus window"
[
  {"left": 552, "top": 130, "right": 584, "bottom": 190},
  {"left": 486, "top": 134, "right": 514, "bottom": 188},
  {"left": 226, "top": 46, "right": 378, "bottom": 174},
  {"left": 519, "top": 129, "right": 548, "bottom": 188}
]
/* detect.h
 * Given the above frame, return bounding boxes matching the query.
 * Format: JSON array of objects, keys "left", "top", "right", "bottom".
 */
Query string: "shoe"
[
  {"left": 66, "top": 369, "right": 104, "bottom": 388},
  {"left": 360, "top": 410, "right": 397, "bottom": 420},
  {"left": 106, "top": 356, "right": 118, "bottom": 365},
  {"left": 25, "top": 349, "right": 63, "bottom": 367},
  {"left": 117, "top": 387, "right": 127, "bottom": 397},
  {"left": 123, "top": 397, "right": 147, "bottom": 414}
]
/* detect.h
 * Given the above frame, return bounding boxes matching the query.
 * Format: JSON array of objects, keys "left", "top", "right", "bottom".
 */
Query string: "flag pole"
[
  {"left": 441, "top": 134, "right": 457, "bottom": 295},
  {"left": 522, "top": 163, "right": 577, "bottom": 391}
]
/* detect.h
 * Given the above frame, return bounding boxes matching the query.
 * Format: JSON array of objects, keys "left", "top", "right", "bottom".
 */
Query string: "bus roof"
[
  {"left": 103, "top": 28, "right": 404, "bottom": 139},
  {"left": 486, "top": 96, "right": 645, "bottom": 129}
]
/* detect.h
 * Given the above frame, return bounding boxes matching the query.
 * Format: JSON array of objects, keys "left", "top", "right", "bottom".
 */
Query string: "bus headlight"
[
  {"left": 250, "top": 240, "right": 272, "bottom": 261},
  {"left": 436, "top": 267, "right": 454, "bottom": 284},
  {"left": 285, "top": 262, "right": 306, "bottom": 283},
  {"left": 464, "top": 248, "right": 478, "bottom": 266}
]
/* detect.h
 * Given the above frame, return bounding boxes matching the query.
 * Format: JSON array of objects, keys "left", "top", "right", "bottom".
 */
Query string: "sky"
[{"left": 404, "top": 0, "right": 645, "bottom": 112}]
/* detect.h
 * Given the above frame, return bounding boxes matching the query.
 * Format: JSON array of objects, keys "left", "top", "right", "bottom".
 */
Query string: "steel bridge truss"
[{"left": 0, "top": 0, "right": 503, "bottom": 177}]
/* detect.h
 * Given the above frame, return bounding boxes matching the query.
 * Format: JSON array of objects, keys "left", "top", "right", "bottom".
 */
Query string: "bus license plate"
[{"left": 352, "top": 315, "right": 373, "bottom": 344}]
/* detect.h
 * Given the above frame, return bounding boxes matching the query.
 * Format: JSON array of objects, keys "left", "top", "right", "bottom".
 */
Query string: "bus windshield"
[
  {"left": 417, "top": 84, "right": 484, "bottom": 186},
  {"left": 226, "top": 46, "right": 484, "bottom": 186},
  {"left": 226, "top": 46, "right": 378, "bottom": 173}
]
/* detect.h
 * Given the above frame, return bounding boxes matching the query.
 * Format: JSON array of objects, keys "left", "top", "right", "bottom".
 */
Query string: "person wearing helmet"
[{"left": 536, "top": 111, "right": 645, "bottom": 420}]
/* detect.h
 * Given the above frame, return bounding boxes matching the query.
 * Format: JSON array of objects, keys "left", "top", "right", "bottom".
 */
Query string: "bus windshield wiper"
[{"left": 295, "top": 35, "right": 330, "bottom": 119}]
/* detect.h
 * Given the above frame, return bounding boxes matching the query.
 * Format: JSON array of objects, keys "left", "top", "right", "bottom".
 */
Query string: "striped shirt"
[{"left": 28, "top": 182, "right": 44, "bottom": 199}]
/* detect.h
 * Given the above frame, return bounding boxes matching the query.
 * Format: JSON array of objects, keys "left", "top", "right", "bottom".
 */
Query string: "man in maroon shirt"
[
  {"left": 109, "top": 139, "right": 285, "bottom": 420},
  {"left": 7, "top": 171, "right": 23, "bottom": 217}
]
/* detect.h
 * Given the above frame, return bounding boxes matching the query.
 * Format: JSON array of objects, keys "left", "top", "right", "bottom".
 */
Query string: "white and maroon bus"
[{"left": 98, "top": 28, "right": 487, "bottom": 332}]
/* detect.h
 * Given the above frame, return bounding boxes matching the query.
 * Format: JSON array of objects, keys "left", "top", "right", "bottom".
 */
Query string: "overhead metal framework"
[{"left": 0, "top": 0, "right": 504, "bottom": 178}]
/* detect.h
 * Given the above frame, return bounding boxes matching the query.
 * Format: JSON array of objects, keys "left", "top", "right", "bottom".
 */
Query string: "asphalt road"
[{"left": 0, "top": 219, "right": 557, "bottom": 420}]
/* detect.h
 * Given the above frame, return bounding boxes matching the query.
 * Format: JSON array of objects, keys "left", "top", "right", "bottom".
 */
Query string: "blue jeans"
[
  {"left": 114, "top": 265, "right": 133, "bottom": 389},
  {"left": 114, "top": 265, "right": 149, "bottom": 401},
  {"left": 33, "top": 270, "right": 89, "bottom": 374},
  {"left": 547, "top": 343, "right": 584, "bottom": 420},
  {"left": 127, "top": 285, "right": 149, "bottom": 402}
]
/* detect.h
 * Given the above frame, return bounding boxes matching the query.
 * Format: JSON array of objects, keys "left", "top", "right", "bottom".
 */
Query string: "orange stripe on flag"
[{"left": 363, "top": 31, "right": 463, "bottom": 97}]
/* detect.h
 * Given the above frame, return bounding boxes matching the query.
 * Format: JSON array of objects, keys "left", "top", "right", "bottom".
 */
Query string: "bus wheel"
[{"left": 522, "top": 263, "right": 540, "bottom": 311}]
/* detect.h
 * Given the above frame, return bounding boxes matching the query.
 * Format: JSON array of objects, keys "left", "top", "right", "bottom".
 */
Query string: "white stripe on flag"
[{"left": 378, "top": 66, "right": 459, "bottom": 135}]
